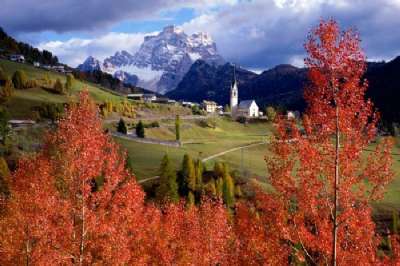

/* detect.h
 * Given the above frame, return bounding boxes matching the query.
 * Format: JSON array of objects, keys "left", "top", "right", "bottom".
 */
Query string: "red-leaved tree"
[
  {"left": 261, "top": 19, "right": 395, "bottom": 265},
  {"left": 0, "top": 91, "right": 146, "bottom": 265},
  {"left": 0, "top": 91, "right": 234, "bottom": 265}
]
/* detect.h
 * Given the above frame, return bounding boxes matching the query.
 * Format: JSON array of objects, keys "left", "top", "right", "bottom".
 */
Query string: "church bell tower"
[{"left": 230, "top": 65, "right": 238, "bottom": 115}]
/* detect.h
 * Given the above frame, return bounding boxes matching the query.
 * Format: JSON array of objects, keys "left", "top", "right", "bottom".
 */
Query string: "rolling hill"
[{"left": 0, "top": 59, "right": 125, "bottom": 118}]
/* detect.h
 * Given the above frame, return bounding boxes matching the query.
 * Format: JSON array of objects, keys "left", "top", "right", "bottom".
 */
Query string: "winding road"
[{"left": 137, "top": 140, "right": 268, "bottom": 184}]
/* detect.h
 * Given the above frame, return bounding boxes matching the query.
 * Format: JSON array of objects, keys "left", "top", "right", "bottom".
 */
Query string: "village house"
[
  {"left": 287, "top": 110, "right": 300, "bottom": 120},
  {"left": 9, "top": 54, "right": 25, "bottom": 63},
  {"left": 202, "top": 100, "right": 217, "bottom": 113},
  {"left": 52, "top": 65, "right": 65, "bottom": 73},
  {"left": 127, "top": 93, "right": 144, "bottom": 100},
  {"left": 127, "top": 93, "right": 157, "bottom": 103},
  {"left": 143, "top": 93, "right": 157, "bottom": 103}
]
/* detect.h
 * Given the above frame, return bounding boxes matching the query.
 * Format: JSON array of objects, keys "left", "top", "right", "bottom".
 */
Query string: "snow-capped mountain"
[
  {"left": 113, "top": 70, "right": 138, "bottom": 86},
  {"left": 78, "top": 25, "right": 224, "bottom": 94},
  {"left": 77, "top": 56, "right": 102, "bottom": 72}
]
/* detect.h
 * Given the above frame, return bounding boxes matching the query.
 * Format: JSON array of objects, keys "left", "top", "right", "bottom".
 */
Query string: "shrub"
[
  {"left": 191, "top": 105, "right": 205, "bottom": 115},
  {"left": 0, "top": 66, "right": 7, "bottom": 83},
  {"left": 136, "top": 120, "right": 145, "bottom": 138},
  {"left": 149, "top": 121, "right": 160, "bottom": 128},
  {"left": 12, "top": 70, "right": 27, "bottom": 89},
  {"left": 65, "top": 74, "right": 74, "bottom": 91},
  {"left": 53, "top": 78, "right": 65, "bottom": 94},
  {"left": 38, "top": 103, "right": 64, "bottom": 122},
  {"left": 265, "top": 106, "right": 277, "bottom": 122},
  {"left": 197, "top": 118, "right": 217, "bottom": 129},
  {"left": 117, "top": 118, "right": 128, "bottom": 134},
  {"left": 25, "top": 79, "right": 37, "bottom": 89},
  {"left": 0, "top": 156, "right": 10, "bottom": 199},
  {"left": 0, "top": 78, "right": 14, "bottom": 102},
  {"left": 237, "top": 116, "right": 247, "bottom": 124}
]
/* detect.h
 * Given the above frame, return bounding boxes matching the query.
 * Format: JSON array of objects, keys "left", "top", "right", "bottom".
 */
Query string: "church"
[{"left": 230, "top": 68, "right": 259, "bottom": 118}]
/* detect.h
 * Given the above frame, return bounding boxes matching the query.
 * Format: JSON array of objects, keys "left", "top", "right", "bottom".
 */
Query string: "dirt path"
[
  {"left": 138, "top": 140, "right": 268, "bottom": 184},
  {"left": 201, "top": 141, "right": 266, "bottom": 162}
]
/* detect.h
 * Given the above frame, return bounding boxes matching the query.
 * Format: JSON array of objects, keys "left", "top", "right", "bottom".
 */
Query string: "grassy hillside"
[
  {"left": 113, "top": 116, "right": 400, "bottom": 214},
  {"left": 0, "top": 59, "right": 124, "bottom": 118},
  {"left": 113, "top": 117, "right": 273, "bottom": 179}
]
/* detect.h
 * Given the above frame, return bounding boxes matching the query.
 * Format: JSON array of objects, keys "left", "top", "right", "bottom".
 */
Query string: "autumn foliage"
[
  {"left": 0, "top": 92, "right": 232, "bottom": 265},
  {"left": 260, "top": 19, "right": 396, "bottom": 265},
  {"left": 1, "top": 19, "right": 400, "bottom": 265}
]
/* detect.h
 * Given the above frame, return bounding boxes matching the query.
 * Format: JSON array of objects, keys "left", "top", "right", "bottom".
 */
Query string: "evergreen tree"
[
  {"left": 136, "top": 120, "right": 145, "bottom": 138},
  {"left": 53, "top": 78, "right": 65, "bottom": 94},
  {"left": 187, "top": 191, "right": 195, "bottom": 206},
  {"left": 214, "top": 162, "right": 225, "bottom": 179},
  {"left": 0, "top": 156, "right": 10, "bottom": 199},
  {"left": 0, "top": 108, "right": 10, "bottom": 146},
  {"left": 175, "top": 114, "right": 181, "bottom": 141},
  {"left": 222, "top": 164, "right": 235, "bottom": 208},
  {"left": 12, "top": 70, "right": 27, "bottom": 89},
  {"left": 182, "top": 154, "right": 196, "bottom": 192},
  {"left": 117, "top": 118, "right": 128, "bottom": 134},
  {"left": 265, "top": 106, "right": 277, "bottom": 121},
  {"left": 0, "top": 66, "right": 7, "bottom": 83},
  {"left": 234, "top": 185, "right": 243, "bottom": 198},
  {"left": 204, "top": 180, "right": 217, "bottom": 197},
  {"left": 194, "top": 159, "right": 203, "bottom": 194},
  {"left": 156, "top": 154, "right": 179, "bottom": 203},
  {"left": 215, "top": 178, "right": 224, "bottom": 198},
  {"left": 125, "top": 154, "right": 135, "bottom": 175},
  {"left": 44, "top": 73, "right": 51, "bottom": 86},
  {"left": 0, "top": 78, "right": 14, "bottom": 102},
  {"left": 65, "top": 74, "right": 74, "bottom": 92}
]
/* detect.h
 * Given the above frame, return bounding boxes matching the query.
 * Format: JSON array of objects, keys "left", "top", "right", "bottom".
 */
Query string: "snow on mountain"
[
  {"left": 78, "top": 25, "right": 224, "bottom": 94},
  {"left": 77, "top": 56, "right": 102, "bottom": 72},
  {"left": 113, "top": 70, "right": 138, "bottom": 86}
]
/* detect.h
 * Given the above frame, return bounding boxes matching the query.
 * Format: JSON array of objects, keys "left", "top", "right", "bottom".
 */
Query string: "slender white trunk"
[
  {"left": 332, "top": 103, "right": 339, "bottom": 266},
  {"left": 79, "top": 193, "right": 85, "bottom": 266}
]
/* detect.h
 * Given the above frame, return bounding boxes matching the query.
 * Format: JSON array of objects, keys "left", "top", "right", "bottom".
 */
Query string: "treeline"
[
  {"left": 73, "top": 69, "right": 149, "bottom": 95},
  {"left": 0, "top": 27, "right": 58, "bottom": 65},
  {"left": 73, "top": 70, "right": 125, "bottom": 92},
  {"left": 154, "top": 153, "right": 240, "bottom": 208}
]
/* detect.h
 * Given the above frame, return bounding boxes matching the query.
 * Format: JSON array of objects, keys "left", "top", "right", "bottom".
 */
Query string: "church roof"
[{"left": 238, "top": 100, "right": 256, "bottom": 109}]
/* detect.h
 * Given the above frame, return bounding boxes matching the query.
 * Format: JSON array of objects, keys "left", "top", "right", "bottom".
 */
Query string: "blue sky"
[{"left": 1, "top": 0, "right": 400, "bottom": 69}]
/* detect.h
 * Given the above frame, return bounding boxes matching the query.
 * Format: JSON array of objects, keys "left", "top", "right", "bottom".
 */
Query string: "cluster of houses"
[
  {"left": 201, "top": 69, "right": 263, "bottom": 118},
  {"left": 8, "top": 54, "right": 72, "bottom": 74},
  {"left": 127, "top": 93, "right": 177, "bottom": 104},
  {"left": 200, "top": 69, "right": 300, "bottom": 120}
]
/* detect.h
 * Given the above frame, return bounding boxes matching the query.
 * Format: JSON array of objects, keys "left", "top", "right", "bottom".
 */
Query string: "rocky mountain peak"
[{"left": 78, "top": 25, "right": 224, "bottom": 94}]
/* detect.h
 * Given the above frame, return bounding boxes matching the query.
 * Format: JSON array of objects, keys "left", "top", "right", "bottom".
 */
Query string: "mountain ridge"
[{"left": 78, "top": 25, "right": 224, "bottom": 94}]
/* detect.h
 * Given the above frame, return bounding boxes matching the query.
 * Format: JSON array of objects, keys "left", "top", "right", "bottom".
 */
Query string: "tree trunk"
[
  {"left": 79, "top": 202, "right": 85, "bottom": 266},
  {"left": 332, "top": 104, "right": 340, "bottom": 266},
  {"left": 25, "top": 239, "right": 30, "bottom": 266}
]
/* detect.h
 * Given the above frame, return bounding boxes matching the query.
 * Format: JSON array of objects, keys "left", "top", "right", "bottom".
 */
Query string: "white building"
[
  {"left": 287, "top": 110, "right": 300, "bottom": 120},
  {"left": 203, "top": 100, "right": 217, "bottom": 113},
  {"left": 10, "top": 54, "right": 25, "bottom": 63},
  {"left": 127, "top": 93, "right": 157, "bottom": 102},
  {"left": 237, "top": 100, "right": 259, "bottom": 117},
  {"left": 230, "top": 66, "right": 259, "bottom": 118},
  {"left": 143, "top": 94, "right": 157, "bottom": 103}
]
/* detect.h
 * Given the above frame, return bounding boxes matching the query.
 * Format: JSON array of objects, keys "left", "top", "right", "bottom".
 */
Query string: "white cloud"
[
  {"left": 34, "top": 0, "right": 400, "bottom": 69},
  {"left": 38, "top": 32, "right": 155, "bottom": 67},
  {"left": 182, "top": 0, "right": 400, "bottom": 68}
]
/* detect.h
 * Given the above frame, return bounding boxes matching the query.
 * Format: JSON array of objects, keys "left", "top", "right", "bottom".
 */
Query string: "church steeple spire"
[{"left": 230, "top": 63, "right": 238, "bottom": 116}]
